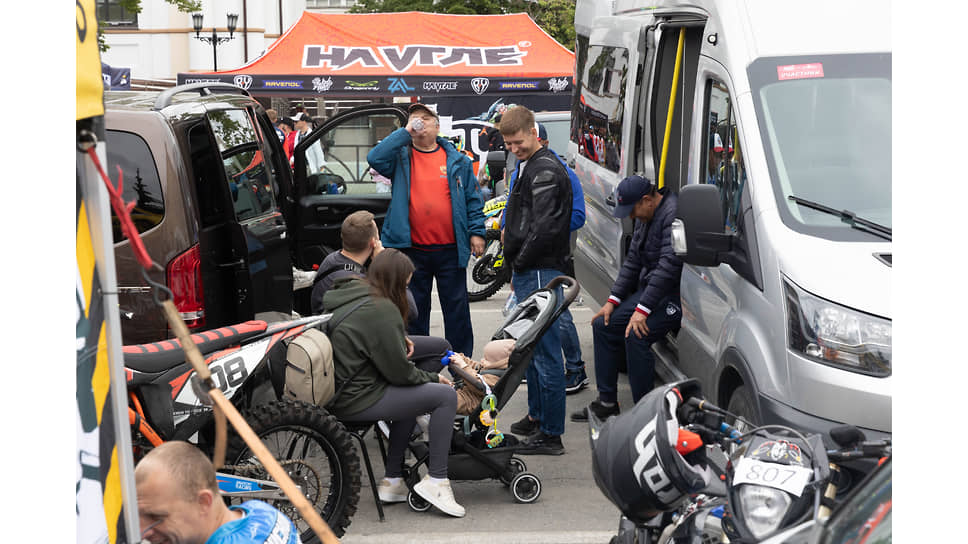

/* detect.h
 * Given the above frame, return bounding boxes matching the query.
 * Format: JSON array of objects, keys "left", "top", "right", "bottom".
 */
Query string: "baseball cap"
[
  {"left": 295, "top": 113, "right": 312, "bottom": 123},
  {"left": 611, "top": 175, "right": 655, "bottom": 218},
  {"left": 408, "top": 103, "right": 438, "bottom": 119},
  {"left": 537, "top": 123, "right": 548, "bottom": 142},
  {"left": 279, "top": 117, "right": 295, "bottom": 130}
]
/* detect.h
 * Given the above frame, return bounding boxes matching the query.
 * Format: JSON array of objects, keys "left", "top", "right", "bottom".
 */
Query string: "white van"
[{"left": 568, "top": 0, "right": 891, "bottom": 462}]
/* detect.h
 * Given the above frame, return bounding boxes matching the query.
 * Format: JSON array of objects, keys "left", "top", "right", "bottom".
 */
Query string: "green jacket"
[{"left": 322, "top": 278, "right": 438, "bottom": 417}]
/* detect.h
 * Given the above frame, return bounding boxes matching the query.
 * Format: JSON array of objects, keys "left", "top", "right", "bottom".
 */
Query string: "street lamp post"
[{"left": 192, "top": 13, "right": 239, "bottom": 72}]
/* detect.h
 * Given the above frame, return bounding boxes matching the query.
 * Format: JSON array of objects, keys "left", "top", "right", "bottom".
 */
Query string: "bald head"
[{"left": 136, "top": 441, "right": 219, "bottom": 501}]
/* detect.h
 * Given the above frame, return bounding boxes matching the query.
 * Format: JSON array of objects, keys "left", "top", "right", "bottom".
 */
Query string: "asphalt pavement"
[{"left": 339, "top": 280, "right": 639, "bottom": 544}]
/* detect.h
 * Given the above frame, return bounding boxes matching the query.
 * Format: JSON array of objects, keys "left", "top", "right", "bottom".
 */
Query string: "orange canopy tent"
[{"left": 178, "top": 11, "right": 575, "bottom": 98}]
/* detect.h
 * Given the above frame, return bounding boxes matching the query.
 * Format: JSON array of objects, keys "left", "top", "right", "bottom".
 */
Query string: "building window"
[
  {"left": 307, "top": 0, "right": 357, "bottom": 8},
  {"left": 97, "top": 0, "right": 138, "bottom": 28}
]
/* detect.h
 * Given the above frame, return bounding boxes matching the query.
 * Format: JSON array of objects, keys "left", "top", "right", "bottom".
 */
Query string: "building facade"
[{"left": 99, "top": 0, "right": 356, "bottom": 82}]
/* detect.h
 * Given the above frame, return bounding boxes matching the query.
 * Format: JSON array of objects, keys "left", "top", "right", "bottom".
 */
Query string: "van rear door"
[{"left": 570, "top": 13, "right": 651, "bottom": 304}]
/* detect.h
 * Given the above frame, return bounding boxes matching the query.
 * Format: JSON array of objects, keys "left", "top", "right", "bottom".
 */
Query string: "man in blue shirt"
[
  {"left": 136, "top": 441, "right": 301, "bottom": 544},
  {"left": 504, "top": 122, "right": 590, "bottom": 439}
]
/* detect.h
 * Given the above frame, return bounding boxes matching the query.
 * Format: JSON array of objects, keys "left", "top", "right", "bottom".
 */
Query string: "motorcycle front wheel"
[
  {"left": 225, "top": 399, "right": 362, "bottom": 541},
  {"left": 467, "top": 236, "right": 510, "bottom": 302}
]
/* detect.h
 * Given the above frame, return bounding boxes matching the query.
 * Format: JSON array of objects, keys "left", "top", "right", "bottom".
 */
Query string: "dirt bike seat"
[{"left": 123, "top": 321, "right": 269, "bottom": 374}]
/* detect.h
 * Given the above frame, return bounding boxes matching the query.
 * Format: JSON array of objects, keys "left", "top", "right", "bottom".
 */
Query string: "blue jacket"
[
  {"left": 610, "top": 189, "right": 682, "bottom": 315},
  {"left": 504, "top": 150, "right": 585, "bottom": 231},
  {"left": 367, "top": 128, "right": 486, "bottom": 267}
]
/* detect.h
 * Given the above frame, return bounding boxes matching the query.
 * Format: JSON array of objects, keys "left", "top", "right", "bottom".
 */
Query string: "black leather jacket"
[{"left": 503, "top": 146, "right": 572, "bottom": 272}]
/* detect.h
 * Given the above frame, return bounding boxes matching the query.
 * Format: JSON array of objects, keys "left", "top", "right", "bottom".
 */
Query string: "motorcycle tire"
[
  {"left": 225, "top": 399, "right": 362, "bottom": 541},
  {"left": 467, "top": 239, "right": 510, "bottom": 302}
]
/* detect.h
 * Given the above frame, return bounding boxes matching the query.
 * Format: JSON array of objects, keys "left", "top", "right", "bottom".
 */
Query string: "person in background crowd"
[
  {"left": 136, "top": 441, "right": 301, "bottom": 544},
  {"left": 293, "top": 113, "right": 325, "bottom": 173},
  {"left": 500, "top": 106, "right": 572, "bottom": 456},
  {"left": 571, "top": 175, "right": 683, "bottom": 423},
  {"left": 280, "top": 117, "right": 297, "bottom": 163},
  {"left": 367, "top": 103, "right": 485, "bottom": 357},
  {"left": 266, "top": 109, "right": 284, "bottom": 142}
]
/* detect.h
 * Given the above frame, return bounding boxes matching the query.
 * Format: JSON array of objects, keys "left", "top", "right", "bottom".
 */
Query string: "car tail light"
[{"left": 167, "top": 244, "right": 205, "bottom": 329}]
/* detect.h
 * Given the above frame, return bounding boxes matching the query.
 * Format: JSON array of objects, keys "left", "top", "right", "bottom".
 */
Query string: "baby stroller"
[{"left": 402, "top": 275, "right": 581, "bottom": 511}]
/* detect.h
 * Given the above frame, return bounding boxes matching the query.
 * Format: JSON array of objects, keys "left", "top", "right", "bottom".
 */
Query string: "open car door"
[{"left": 291, "top": 104, "right": 408, "bottom": 311}]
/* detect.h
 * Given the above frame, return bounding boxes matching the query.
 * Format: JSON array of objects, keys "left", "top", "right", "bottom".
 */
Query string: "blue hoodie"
[{"left": 367, "top": 127, "right": 486, "bottom": 267}]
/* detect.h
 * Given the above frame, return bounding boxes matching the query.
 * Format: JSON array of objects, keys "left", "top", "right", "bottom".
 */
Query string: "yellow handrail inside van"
[{"left": 658, "top": 28, "right": 685, "bottom": 190}]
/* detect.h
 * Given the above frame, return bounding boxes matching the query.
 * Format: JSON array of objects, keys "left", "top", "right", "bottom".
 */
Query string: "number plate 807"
[{"left": 732, "top": 457, "right": 814, "bottom": 497}]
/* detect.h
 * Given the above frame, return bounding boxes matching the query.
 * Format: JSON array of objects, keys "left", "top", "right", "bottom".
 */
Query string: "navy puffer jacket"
[{"left": 609, "top": 189, "right": 683, "bottom": 314}]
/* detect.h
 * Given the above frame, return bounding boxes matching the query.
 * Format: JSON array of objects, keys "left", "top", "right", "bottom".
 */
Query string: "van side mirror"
[{"left": 672, "top": 184, "right": 734, "bottom": 266}]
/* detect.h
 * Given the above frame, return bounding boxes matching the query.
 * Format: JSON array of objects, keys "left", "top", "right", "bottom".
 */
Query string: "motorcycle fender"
[
  {"left": 140, "top": 383, "right": 175, "bottom": 439},
  {"left": 670, "top": 507, "right": 718, "bottom": 544}
]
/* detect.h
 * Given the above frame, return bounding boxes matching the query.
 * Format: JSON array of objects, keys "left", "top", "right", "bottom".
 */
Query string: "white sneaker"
[
  {"left": 377, "top": 478, "right": 407, "bottom": 503},
  {"left": 413, "top": 475, "right": 465, "bottom": 517}
]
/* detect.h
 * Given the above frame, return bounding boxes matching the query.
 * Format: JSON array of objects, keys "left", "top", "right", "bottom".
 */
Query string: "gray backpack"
[{"left": 283, "top": 297, "right": 369, "bottom": 407}]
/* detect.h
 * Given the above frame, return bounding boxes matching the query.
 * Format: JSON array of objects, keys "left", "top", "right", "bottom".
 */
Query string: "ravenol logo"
[{"left": 387, "top": 77, "right": 415, "bottom": 93}]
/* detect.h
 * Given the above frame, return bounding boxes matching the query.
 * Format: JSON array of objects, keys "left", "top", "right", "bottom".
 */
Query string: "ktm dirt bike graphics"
[{"left": 124, "top": 316, "right": 361, "bottom": 541}]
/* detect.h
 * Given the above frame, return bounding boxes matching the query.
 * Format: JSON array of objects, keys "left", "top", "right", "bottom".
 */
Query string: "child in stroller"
[{"left": 399, "top": 275, "right": 580, "bottom": 510}]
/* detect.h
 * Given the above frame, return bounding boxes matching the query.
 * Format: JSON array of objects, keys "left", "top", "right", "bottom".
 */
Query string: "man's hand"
[
  {"left": 405, "top": 337, "right": 415, "bottom": 358},
  {"left": 438, "top": 373, "right": 453, "bottom": 386},
  {"left": 593, "top": 302, "right": 616, "bottom": 326},
  {"left": 625, "top": 311, "right": 650, "bottom": 339},
  {"left": 500, "top": 228, "right": 505, "bottom": 245},
  {"left": 470, "top": 235, "right": 485, "bottom": 257}
]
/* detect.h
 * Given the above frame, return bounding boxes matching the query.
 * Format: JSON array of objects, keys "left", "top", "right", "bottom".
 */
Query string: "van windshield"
[{"left": 749, "top": 53, "right": 891, "bottom": 238}]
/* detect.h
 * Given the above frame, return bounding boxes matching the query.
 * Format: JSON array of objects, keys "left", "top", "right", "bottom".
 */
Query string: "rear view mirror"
[{"left": 674, "top": 184, "right": 733, "bottom": 266}]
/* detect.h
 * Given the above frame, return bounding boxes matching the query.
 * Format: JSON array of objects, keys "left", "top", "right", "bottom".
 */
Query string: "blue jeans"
[
  {"left": 403, "top": 246, "right": 474, "bottom": 357},
  {"left": 592, "top": 290, "right": 681, "bottom": 404},
  {"left": 512, "top": 268, "right": 566, "bottom": 436},
  {"left": 559, "top": 308, "right": 583, "bottom": 372}
]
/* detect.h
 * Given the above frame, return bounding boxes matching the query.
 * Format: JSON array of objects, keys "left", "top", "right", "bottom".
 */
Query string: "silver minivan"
[{"left": 568, "top": 0, "right": 891, "bottom": 455}]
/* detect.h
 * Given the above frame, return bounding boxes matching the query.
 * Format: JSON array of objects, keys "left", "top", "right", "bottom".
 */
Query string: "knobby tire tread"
[{"left": 227, "top": 399, "right": 362, "bottom": 541}]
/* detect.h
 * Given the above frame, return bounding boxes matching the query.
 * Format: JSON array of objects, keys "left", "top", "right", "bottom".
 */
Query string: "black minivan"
[{"left": 105, "top": 83, "right": 408, "bottom": 344}]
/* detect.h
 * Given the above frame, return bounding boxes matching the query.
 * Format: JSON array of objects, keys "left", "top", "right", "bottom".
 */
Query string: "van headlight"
[
  {"left": 737, "top": 485, "right": 792, "bottom": 539},
  {"left": 783, "top": 278, "right": 891, "bottom": 376}
]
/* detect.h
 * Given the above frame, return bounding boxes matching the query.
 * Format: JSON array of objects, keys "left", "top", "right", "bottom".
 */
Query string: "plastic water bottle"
[
  {"left": 411, "top": 118, "right": 425, "bottom": 132},
  {"left": 502, "top": 292, "right": 517, "bottom": 317}
]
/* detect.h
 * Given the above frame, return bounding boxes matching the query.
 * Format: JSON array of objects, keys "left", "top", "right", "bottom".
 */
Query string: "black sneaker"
[
  {"left": 509, "top": 414, "right": 540, "bottom": 436},
  {"left": 570, "top": 399, "right": 620, "bottom": 422},
  {"left": 517, "top": 430, "right": 565, "bottom": 456},
  {"left": 564, "top": 367, "right": 589, "bottom": 395}
]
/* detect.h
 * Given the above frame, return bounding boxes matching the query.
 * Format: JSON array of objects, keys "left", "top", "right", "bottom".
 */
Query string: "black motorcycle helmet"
[{"left": 589, "top": 379, "right": 714, "bottom": 523}]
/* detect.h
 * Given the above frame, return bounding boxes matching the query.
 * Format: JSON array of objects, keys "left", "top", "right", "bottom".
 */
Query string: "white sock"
[
  {"left": 384, "top": 477, "right": 402, "bottom": 485},
  {"left": 429, "top": 476, "right": 448, "bottom": 484}
]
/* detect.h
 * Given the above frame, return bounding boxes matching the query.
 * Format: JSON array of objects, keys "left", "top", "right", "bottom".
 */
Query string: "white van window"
[
  {"left": 703, "top": 79, "right": 747, "bottom": 234},
  {"left": 749, "top": 54, "right": 891, "bottom": 238},
  {"left": 573, "top": 42, "right": 628, "bottom": 173}
]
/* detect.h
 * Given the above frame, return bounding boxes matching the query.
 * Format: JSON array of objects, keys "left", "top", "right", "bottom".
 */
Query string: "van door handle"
[
  {"left": 567, "top": 157, "right": 576, "bottom": 168},
  {"left": 218, "top": 259, "right": 246, "bottom": 270},
  {"left": 605, "top": 195, "right": 616, "bottom": 207}
]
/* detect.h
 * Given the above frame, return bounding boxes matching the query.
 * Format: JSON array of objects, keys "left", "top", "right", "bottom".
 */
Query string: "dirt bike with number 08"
[
  {"left": 587, "top": 379, "right": 891, "bottom": 544},
  {"left": 467, "top": 193, "right": 510, "bottom": 302},
  {"left": 124, "top": 314, "right": 362, "bottom": 541}
]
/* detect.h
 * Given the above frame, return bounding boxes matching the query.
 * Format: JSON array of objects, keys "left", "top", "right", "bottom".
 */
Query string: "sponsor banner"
[
  {"left": 302, "top": 44, "right": 526, "bottom": 72},
  {"left": 101, "top": 63, "right": 131, "bottom": 91},
  {"left": 176, "top": 74, "right": 564, "bottom": 96}
]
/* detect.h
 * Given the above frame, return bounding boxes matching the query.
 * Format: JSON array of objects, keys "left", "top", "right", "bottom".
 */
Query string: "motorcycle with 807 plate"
[
  {"left": 588, "top": 379, "right": 890, "bottom": 543},
  {"left": 467, "top": 193, "right": 509, "bottom": 302}
]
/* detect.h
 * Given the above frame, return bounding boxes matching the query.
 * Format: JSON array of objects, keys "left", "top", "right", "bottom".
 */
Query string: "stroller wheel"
[
  {"left": 501, "top": 457, "right": 528, "bottom": 485},
  {"left": 510, "top": 472, "right": 542, "bottom": 503},
  {"left": 407, "top": 490, "right": 432, "bottom": 512}
]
